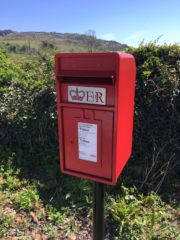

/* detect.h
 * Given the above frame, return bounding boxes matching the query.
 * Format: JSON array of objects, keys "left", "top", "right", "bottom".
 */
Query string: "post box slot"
[{"left": 62, "top": 77, "right": 114, "bottom": 85}]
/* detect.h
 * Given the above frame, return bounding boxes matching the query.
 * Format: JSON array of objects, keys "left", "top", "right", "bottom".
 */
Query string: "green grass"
[
  {"left": 0, "top": 39, "right": 40, "bottom": 47},
  {"left": 107, "top": 186, "right": 180, "bottom": 239},
  {"left": 0, "top": 37, "right": 88, "bottom": 54},
  {"left": 0, "top": 157, "right": 179, "bottom": 239}
]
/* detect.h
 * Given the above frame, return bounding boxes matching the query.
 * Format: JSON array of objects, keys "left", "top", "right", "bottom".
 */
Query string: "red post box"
[{"left": 55, "top": 52, "right": 136, "bottom": 185}]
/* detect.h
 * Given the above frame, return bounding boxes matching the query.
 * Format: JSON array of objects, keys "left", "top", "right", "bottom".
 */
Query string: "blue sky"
[{"left": 0, "top": 0, "right": 180, "bottom": 47}]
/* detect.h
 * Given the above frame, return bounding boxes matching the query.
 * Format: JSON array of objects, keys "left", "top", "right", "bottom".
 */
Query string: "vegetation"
[
  {"left": 0, "top": 30, "right": 128, "bottom": 54},
  {"left": 128, "top": 43, "right": 180, "bottom": 194},
  {"left": 0, "top": 38, "right": 179, "bottom": 239}
]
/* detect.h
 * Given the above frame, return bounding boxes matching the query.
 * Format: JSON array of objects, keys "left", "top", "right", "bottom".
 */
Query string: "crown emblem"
[{"left": 70, "top": 88, "right": 85, "bottom": 101}]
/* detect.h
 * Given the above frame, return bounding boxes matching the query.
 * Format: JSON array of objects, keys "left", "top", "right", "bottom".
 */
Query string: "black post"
[{"left": 93, "top": 182, "right": 105, "bottom": 240}]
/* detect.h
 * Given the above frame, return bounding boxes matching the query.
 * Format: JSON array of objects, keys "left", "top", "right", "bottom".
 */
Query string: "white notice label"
[{"left": 78, "top": 122, "right": 97, "bottom": 162}]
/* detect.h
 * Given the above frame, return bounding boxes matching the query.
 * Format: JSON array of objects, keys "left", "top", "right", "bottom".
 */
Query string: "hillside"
[{"left": 0, "top": 29, "right": 128, "bottom": 53}]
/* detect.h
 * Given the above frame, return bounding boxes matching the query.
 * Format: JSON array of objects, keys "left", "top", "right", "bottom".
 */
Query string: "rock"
[{"left": 68, "top": 233, "right": 77, "bottom": 240}]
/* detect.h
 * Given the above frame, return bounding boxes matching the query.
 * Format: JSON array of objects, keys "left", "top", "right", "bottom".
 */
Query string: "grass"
[
  {"left": 0, "top": 162, "right": 69, "bottom": 239},
  {"left": 0, "top": 37, "right": 89, "bottom": 54},
  {"left": 0, "top": 156, "right": 179, "bottom": 240},
  {"left": 0, "top": 39, "right": 40, "bottom": 48},
  {"left": 107, "top": 186, "right": 180, "bottom": 239}
]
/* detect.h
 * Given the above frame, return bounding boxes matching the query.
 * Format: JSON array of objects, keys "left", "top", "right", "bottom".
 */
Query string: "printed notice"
[{"left": 78, "top": 122, "right": 97, "bottom": 162}]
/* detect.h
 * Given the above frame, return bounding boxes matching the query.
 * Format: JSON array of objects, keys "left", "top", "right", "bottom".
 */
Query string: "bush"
[
  {"left": 127, "top": 43, "right": 180, "bottom": 193},
  {"left": 0, "top": 44, "right": 179, "bottom": 195}
]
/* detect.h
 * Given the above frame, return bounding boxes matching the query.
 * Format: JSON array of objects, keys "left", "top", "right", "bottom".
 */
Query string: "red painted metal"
[{"left": 55, "top": 52, "right": 136, "bottom": 185}]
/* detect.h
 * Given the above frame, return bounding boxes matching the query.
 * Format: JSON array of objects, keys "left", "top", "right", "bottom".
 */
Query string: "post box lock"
[{"left": 55, "top": 52, "right": 136, "bottom": 185}]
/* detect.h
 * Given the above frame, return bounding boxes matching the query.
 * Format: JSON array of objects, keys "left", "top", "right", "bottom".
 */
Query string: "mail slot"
[{"left": 55, "top": 52, "right": 136, "bottom": 185}]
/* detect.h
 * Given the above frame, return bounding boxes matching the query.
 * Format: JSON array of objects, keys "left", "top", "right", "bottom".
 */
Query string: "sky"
[{"left": 0, "top": 0, "right": 180, "bottom": 47}]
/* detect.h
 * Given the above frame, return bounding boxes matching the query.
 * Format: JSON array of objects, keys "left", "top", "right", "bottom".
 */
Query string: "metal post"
[{"left": 93, "top": 182, "right": 105, "bottom": 240}]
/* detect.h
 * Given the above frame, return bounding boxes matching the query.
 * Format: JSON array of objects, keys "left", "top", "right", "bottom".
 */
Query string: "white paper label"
[
  {"left": 68, "top": 86, "right": 106, "bottom": 105},
  {"left": 78, "top": 122, "right": 97, "bottom": 162}
]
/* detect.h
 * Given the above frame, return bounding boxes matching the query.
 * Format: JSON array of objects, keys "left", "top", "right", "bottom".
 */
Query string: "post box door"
[{"left": 62, "top": 108, "right": 113, "bottom": 179}]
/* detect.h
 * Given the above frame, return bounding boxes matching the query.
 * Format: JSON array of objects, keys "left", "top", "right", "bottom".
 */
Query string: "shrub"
[
  {"left": 0, "top": 43, "right": 179, "bottom": 194},
  {"left": 126, "top": 43, "right": 180, "bottom": 192}
]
